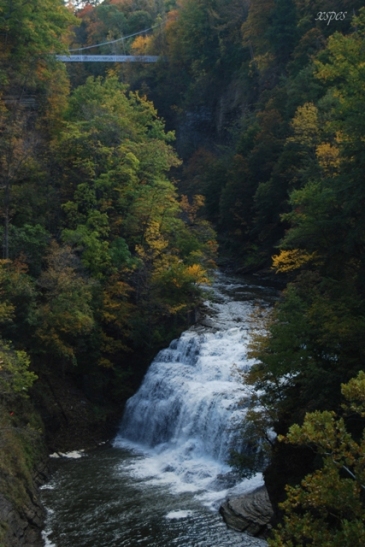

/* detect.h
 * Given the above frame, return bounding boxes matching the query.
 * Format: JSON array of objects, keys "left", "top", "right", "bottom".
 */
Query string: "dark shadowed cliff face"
[
  {"left": 0, "top": 368, "right": 123, "bottom": 546},
  {"left": 263, "top": 439, "right": 317, "bottom": 526},
  {"left": 0, "top": 475, "right": 45, "bottom": 547},
  {"left": 0, "top": 396, "right": 48, "bottom": 547}
]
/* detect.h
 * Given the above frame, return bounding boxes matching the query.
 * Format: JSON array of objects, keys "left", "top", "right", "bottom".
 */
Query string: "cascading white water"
[
  {"left": 119, "top": 329, "right": 253, "bottom": 463},
  {"left": 41, "top": 274, "right": 275, "bottom": 547},
  {"left": 114, "top": 274, "right": 273, "bottom": 499}
]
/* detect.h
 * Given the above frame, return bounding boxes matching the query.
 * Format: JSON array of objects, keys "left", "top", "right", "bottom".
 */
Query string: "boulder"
[{"left": 219, "top": 485, "right": 273, "bottom": 538}]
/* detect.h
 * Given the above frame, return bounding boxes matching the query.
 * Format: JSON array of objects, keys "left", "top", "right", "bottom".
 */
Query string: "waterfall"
[
  {"left": 114, "top": 275, "right": 273, "bottom": 496},
  {"left": 42, "top": 275, "right": 274, "bottom": 547}
]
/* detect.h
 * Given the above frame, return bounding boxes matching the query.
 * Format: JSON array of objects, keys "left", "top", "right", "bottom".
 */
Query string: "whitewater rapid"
[
  {"left": 114, "top": 273, "right": 274, "bottom": 506},
  {"left": 41, "top": 273, "right": 275, "bottom": 547}
]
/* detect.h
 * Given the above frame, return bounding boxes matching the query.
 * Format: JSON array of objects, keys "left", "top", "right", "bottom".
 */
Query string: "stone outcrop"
[
  {"left": 219, "top": 485, "right": 274, "bottom": 538},
  {"left": 0, "top": 460, "right": 47, "bottom": 547},
  {"left": 0, "top": 391, "right": 49, "bottom": 547},
  {"left": 0, "top": 494, "right": 45, "bottom": 547}
]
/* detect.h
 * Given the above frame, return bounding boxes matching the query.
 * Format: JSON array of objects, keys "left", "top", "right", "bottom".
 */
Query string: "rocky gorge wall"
[
  {"left": 0, "top": 396, "right": 47, "bottom": 547},
  {"left": 0, "top": 467, "right": 46, "bottom": 547},
  {"left": 0, "top": 368, "right": 121, "bottom": 547}
]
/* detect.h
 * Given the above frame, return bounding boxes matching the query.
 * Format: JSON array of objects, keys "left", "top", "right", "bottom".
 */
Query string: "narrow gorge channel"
[{"left": 41, "top": 274, "right": 277, "bottom": 547}]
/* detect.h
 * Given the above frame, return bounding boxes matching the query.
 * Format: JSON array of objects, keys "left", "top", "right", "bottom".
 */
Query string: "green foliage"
[
  {"left": 0, "top": 224, "right": 50, "bottom": 275},
  {"left": 0, "top": 0, "right": 76, "bottom": 94},
  {"left": 0, "top": 259, "right": 36, "bottom": 344},
  {"left": 0, "top": 0, "right": 75, "bottom": 264},
  {"left": 0, "top": 0, "right": 75, "bottom": 55},
  {"left": 268, "top": 372, "right": 365, "bottom": 546},
  {"left": 0, "top": 374, "right": 45, "bottom": 546},
  {"left": 229, "top": 12, "right": 365, "bottom": 543},
  {"left": 0, "top": 4, "right": 365, "bottom": 546},
  {"left": 229, "top": 405, "right": 275, "bottom": 479},
  {"left": 267, "top": 0, "right": 298, "bottom": 66},
  {"left": 34, "top": 242, "right": 95, "bottom": 366},
  {"left": 59, "top": 2, "right": 365, "bottom": 542},
  {"left": 248, "top": 273, "right": 365, "bottom": 432},
  {"left": 0, "top": 341, "right": 36, "bottom": 399},
  {"left": 51, "top": 74, "right": 216, "bottom": 371}
]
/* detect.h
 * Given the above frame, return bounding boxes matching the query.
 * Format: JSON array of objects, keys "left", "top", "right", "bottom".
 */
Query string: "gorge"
[
  {"left": 41, "top": 274, "right": 276, "bottom": 546},
  {"left": 2, "top": 2, "right": 365, "bottom": 544}
]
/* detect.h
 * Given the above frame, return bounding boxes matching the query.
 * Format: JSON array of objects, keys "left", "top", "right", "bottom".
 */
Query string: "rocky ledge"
[{"left": 219, "top": 485, "right": 274, "bottom": 538}]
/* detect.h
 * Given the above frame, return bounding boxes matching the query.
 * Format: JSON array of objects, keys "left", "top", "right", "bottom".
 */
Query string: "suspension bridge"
[
  {"left": 56, "top": 24, "right": 162, "bottom": 63},
  {"left": 56, "top": 54, "right": 159, "bottom": 62}
]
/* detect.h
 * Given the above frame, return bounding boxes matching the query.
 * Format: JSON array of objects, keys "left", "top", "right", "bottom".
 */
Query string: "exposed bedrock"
[{"left": 220, "top": 485, "right": 274, "bottom": 538}]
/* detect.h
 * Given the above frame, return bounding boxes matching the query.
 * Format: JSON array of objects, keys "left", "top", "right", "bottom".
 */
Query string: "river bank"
[{"left": 0, "top": 365, "right": 126, "bottom": 545}]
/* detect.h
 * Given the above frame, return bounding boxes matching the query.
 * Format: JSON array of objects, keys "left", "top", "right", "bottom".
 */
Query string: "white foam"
[
  {"left": 42, "top": 507, "right": 57, "bottom": 547},
  {"left": 113, "top": 276, "right": 271, "bottom": 509},
  {"left": 165, "top": 510, "right": 195, "bottom": 519},
  {"left": 119, "top": 441, "right": 232, "bottom": 494},
  {"left": 42, "top": 531, "right": 56, "bottom": 547},
  {"left": 49, "top": 450, "right": 85, "bottom": 459}
]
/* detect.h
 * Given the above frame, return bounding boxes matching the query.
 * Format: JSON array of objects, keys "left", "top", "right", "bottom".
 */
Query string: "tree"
[
  {"left": 0, "top": 107, "right": 38, "bottom": 258},
  {"left": 54, "top": 75, "right": 216, "bottom": 360},
  {"left": 0, "top": 341, "right": 36, "bottom": 400},
  {"left": 34, "top": 243, "right": 95, "bottom": 369},
  {"left": 241, "top": 14, "right": 365, "bottom": 528},
  {"left": 0, "top": 258, "right": 36, "bottom": 347},
  {"left": 0, "top": 0, "right": 76, "bottom": 259},
  {"left": 0, "top": 0, "right": 76, "bottom": 92},
  {"left": 269, "top": 372, "right": 365, "bottom": 546}
]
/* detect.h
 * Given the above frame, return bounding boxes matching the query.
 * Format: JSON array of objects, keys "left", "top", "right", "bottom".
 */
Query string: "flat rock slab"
[{"left": 219, "top": 485, "right": 273, "bottom": 538}]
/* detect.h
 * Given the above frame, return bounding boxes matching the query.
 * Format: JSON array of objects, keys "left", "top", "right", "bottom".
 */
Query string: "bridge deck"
[{"left": 56, "top": 55, "right": 159, "bottom": 63}]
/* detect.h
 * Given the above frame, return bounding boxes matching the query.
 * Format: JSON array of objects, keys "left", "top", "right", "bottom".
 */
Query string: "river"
[{"left": 41, "top": 273, "right": 277, "bottom": 547}]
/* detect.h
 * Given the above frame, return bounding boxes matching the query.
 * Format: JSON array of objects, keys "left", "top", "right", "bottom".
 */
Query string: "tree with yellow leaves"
[{"left": 269, "top": 371, "right": 365, "bottom": 547}]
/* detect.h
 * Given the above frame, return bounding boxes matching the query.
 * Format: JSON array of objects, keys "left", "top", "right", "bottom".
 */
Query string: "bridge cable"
[{"left": 69, "top": 21, "right": 163, "bottom": 52}]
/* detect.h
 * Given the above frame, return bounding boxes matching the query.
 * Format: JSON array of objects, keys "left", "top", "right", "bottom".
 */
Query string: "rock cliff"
[{"left": 0, "top": 464, "right": 46, "bottom": 547}]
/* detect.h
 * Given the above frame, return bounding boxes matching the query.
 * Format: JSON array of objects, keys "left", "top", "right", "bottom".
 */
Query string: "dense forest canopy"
[
  {"left": 0, "top": 0, "right": 216, "bottom": 402},
  {"left": 1, "top": 0, "right": 365, "bottom": 544}
]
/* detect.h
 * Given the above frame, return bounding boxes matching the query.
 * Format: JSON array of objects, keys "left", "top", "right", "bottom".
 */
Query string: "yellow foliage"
[
  {"left": 0, "top": 301, "right": 15, "bottom": 324},
  {"left": 316, "top": 142, "right": 341, "bottom": 175},
  {"left": 180, "top": 194, "right": 205, "bottom": 224},
  {"left": 136, "top": 221, "right": 169, "bottom": 264},
  {"left": 272, "top": 249, "right": 317, "bottom": 272},
  {"left": 251, "top": 52, "right": 276, "bottom": 73},
  {"left": 185, "top": 263, "right": 209, "bottom": 284},
  {"left": 98, "top": 356, "right": 113, "bottom": 368},
  {"left": 166, "top": 302, "right": 189, "bottom": 315},
  {"left": 270, "top": 372, "right": 365, "bottom": 545},
  {"left": 287, "top": 103, "right": 319, "bottom": 148},
  {"left": 131, "top": 35, "right": 152, "bottom": 55}
]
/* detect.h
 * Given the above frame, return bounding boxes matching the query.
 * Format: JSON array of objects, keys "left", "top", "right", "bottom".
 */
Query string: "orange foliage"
[
  {"left": 166, "top": 9, "right": 179, "bottom": 25},
  {"left": 77, "top": 4, "right": 94, "bottom": 18}
]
